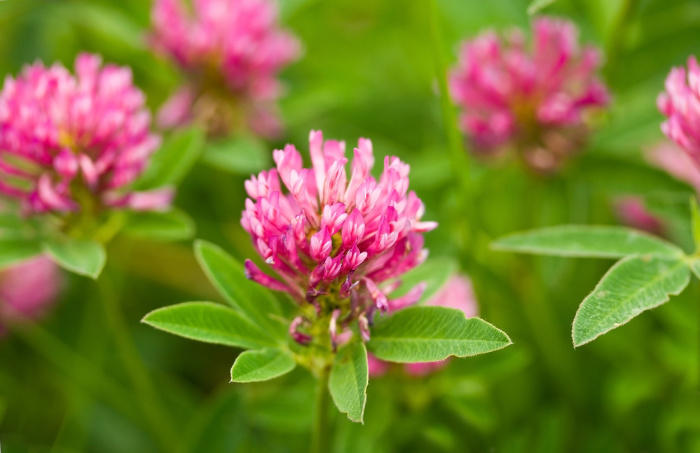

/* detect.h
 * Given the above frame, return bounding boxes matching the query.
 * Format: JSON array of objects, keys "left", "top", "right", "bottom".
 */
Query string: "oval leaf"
[
  {"left": 135, "top": 127, "right": 205, "bottom": 190},
  {"left": 194, "top": 240, "right": 284, "bottom": 338},
  {"left": 573, "top": 255, "right": 691, "bottom": 347},
  {"left": 123, "top": 209, "right": 195, "bottom": 242},
  {"left": 142, "top": 302, "right": 277, "bottom": 350},
  {"left": 329, "top": 341, "right": 368, "bottom": 424},
  {"left": 0, "top": 238, "right": 42, "bottom": 269},
  {"left": 230, "top": 348, "right": 296, "bottom": 383},
  {"left": 43, "top": 239, "right": 106, "bottom": 279},
  {"left": 367, "top": 307, "right": 511, "bottom": 362},
  {"left": 493, "top": 225, "right": 683, "bottom": 258}
]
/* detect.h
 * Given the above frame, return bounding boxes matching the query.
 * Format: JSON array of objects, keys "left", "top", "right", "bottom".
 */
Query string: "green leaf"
[
  {"left": 43, "top": 239, "right": 106, "bottom": 279},
  {"left": 689, "top": 258, "right": 700, "bottom": 280},
  {"left": 389, "top": 257, "right": 457, "bottom": 304},
  {"left": 493, "top": 225, "right": 683, "bottom": 258},
  {"left": 367, "top": 307, "right": 512, "bottom": 362},
  {"left": 142, "top": 302, "right": 277, "bottom": 350},
  {"left": 202, "top": 135, "right": 270, "bottom": 175},
  {"left": 527, "top": 0, "right": 556, "bottom": 14},
  {"left": 194, "top": 240, "right": 285, "bottom": 339},
  {"left": 0, "top": 238, "right": 42, "bottom": 269},
  {"left": 329, "top": 341, "right": 368, "bottom": 423},
  {"left": 122, "top": 209, "right": 195, "bottom": 242},
  {"left": 230, "top": 348, "right": 296, "bottom": 383},
  {"left": 135, "top": 128, "right": 205, "bottom": 190},
  {"left": 690, "top": 198, "right": 700, "bottom": 253},
  {"left": 572, "top": 255, "right": 691, "bottom": 347}
]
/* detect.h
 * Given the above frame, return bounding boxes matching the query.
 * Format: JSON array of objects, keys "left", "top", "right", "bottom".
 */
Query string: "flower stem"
[
  {"left": 311, "top": 366, "right": 331, "bottom": 453},
  {"left": 97, "top": 274, "right": 179, "bottom": 453},
  {"left": 426, "top": 0, "right": 469, "bottom": 180},
  {"left": 425, "top": 0, "right": 478, "bottom": 263}
]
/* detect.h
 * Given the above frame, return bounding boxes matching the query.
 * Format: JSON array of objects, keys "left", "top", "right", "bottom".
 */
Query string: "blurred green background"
[{"left": 1, "top": 0, "right": 700, "bottom": 451}]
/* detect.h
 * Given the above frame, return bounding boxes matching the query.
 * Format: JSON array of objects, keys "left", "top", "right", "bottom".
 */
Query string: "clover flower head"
[
  {"left": 0, "top": 53, "right": 170, "bottom": 216},
  {"left": 151, "top": 0, "right": 300, "bottom": 137},
  {"left": 241, "top": 130, "right": 436, "bottom": 348},
  {"left": 449, "top": 16, "right": 609, "bottom": 172},
  {"left": 0, "top": 256, "right": 61, "bottom": 335},
  {"left": 658, "top": 56, "right": 700, "bottom": 169}
]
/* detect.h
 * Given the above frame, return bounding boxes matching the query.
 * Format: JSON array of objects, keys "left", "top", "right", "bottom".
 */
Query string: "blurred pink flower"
[
  {"left": 658, "top": 56, "right": 700, "bottom": 168},
  {"left": 449, "top": 16, "right": 609, "bottom": 172},
  {"left": 614, "top": 197, "right": 664, "bottom": 236},
  {"left": 0, "top": 256, "right": 62, "bottom": 335},
  {"left": 150, "top": 0, "right": 300, "bottom": 137},
  {"left": 615, "top": 141, "right": 700, "bottom": 235},
  {"left": 241, "top": 130, "right": 436, "bottom": 347},
  {"left": 0, "top": 53, "right": 171, "bottom": 215},
  {"left": 618, "top": 58, "right": 700, "bottom": 234},
  {"left": 368, "top": 275, "right": 479, "bottom": 378},
  {"left": 367, "top": 354, "right": 390, "bottom": 377},
  {"left": 648, "top": 140, "right": 700, "bottom": 193}
]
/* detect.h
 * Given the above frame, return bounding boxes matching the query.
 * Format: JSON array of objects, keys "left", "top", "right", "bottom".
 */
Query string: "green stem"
[
  {"left": 425, "top": 0, "right": 477, "bottom": 264},
  {"left": 311, "top": 367, "right": 331, "bottom": 453},
  {"left": 426, "top": 4, "right": 469, "bottom": 160},
  {"left": 93, "top": 211, "right": 125, "bottom": 245},
  {"left": 97, "top": 274, "right": 179, "bottom": 453},
  {"left": 426, "top": 0, "right": 468, "bottom": 178}
]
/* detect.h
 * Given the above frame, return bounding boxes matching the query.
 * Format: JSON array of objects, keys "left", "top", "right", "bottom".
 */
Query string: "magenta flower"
[
  {"left": 648, "top": 140, "right": 700, "bottom": 193},
  {"left": 616, "top": 141, "right": 700, "bottom": 235},
  {"left": 0, "top": 53, "right": 170, "bottom": 216},
  {"left": 241, "top": 130, "right": 437, "bottom": 348},
  {"left": 449, "top": 16, "right": 609, "bottom": 172},
  {"left": 659, "top": 57, "right": 700, "bottom": 169},
  {"left": 150, "top": 0, "right": 300, "bottom": 137},
  {"left": 614, "top": 197, "right": 664, "bottom": 236},
  {"left": 368, "top": 275, "right": 479, "bottom": 377},
  {"left": 0, "top": 256, "right": 61, "bottom": 335}
]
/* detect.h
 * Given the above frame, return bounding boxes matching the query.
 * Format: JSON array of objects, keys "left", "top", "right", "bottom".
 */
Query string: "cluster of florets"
[
  {"left": 0, "top": 256, "right": 61, "bottom": 336},
  {"left": 658, "top": 56, "right": 700, "bottom": 169},
  {"left": 0, "top": 53, "right": 170, "bottom": 216},
  {"left": 150, "top": 0, "right": 300, "bottom": 137},
  {"left": 241, "top": 130, "right": 436, "bottom": 348},
  {"left": 449, "top": 16, "right": 609, "bottom": 172}
]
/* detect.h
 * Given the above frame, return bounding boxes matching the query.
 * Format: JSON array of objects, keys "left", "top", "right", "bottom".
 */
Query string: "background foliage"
[{"left": 1, "top": 0, "right": 700, "bottom": 452}]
